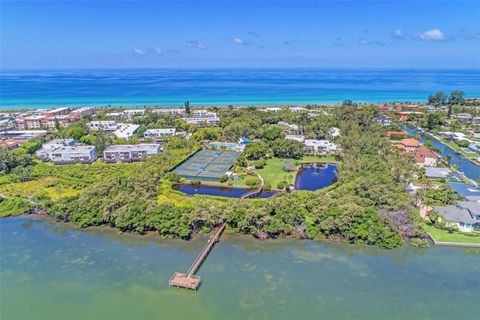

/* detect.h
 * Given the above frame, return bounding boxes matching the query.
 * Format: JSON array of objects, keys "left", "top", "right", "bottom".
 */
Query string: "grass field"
[
  {"left": 425, "top": 224, "right": 480, "bottom": 244},
  {"left": 257, "top": 156, "right": 341, "bottom": 189},
  {"left": 257, "top": 158, "right": 296, "bottom": 188}
]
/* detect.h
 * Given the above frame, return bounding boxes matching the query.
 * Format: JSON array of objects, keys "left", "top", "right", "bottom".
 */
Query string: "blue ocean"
[{"left": 1, "top": 68, "right": 479, "bottom": 110}]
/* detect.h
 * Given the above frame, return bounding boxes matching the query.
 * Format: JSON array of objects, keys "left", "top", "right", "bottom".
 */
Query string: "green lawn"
[
  {"left": 425, "top": 224, "right": 480, "bottom": 244},
  {"left": 256, "top": 156, "right": 341, "bottom": 189},
  {"left": 256, "top": 158, "right": 296, "bottom": 189}
]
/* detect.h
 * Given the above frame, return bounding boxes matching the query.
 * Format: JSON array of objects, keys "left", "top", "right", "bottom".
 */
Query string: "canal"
[{"left": 404, "top": 126, "right": 480, "bottom": 181}]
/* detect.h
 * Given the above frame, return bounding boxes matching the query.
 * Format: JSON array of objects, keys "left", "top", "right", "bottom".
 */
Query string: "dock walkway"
[
  {"left": 240, "top": 172, "right": 264, "bottom": 199},
  {"left": 169, "top": 221, "right": 227, "bottom": 290}
]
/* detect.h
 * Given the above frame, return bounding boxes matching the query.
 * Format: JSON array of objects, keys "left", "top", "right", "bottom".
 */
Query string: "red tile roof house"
[
  {"left": 414, "top": 146, "right": 439, "bottom": 167},
  {"left": 398, "top": 138, "right": 421, "bottom": 153}
]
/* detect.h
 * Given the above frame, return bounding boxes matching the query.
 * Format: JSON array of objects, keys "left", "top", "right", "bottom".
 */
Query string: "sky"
[{"left": 1, "top": 0, "right": 479, "bottom": 69}]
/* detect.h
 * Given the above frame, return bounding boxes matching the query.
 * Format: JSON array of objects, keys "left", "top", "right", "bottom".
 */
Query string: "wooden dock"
[{"left": 169, "top": 222, "right": 227, "bottom": 290}]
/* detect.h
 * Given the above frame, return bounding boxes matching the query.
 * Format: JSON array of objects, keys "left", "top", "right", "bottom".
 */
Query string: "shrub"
[
  {"left": 411, "top": 238, "right": 430, "bottom": 248},
  {"left": 219, "top": 174, "right": 229, "bottom": 183},
  {"left": 283, "top": 160, "right": 296, "bottom": 172},
  {"left": 457, "top": 140, "right": 470, "bottom": 148},
  {"left": 277, "top": 182, "right": 285, "bottom": 189},
  {"left": 263, "top": 182, "right": 272, "bottom": 191},
  {"left": 254, "top": 159, "right": 266, "bottom": 169},
  {"left": 245, "top": 176, "right": 258, "bottom": 187},
  {"left": 191, "top": 180, "right": 201, "bottom": 185}
]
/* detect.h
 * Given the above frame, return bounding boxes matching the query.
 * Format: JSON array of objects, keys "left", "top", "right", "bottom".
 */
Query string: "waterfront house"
[
  {"left": 87, "top": 121, "right": 118, "bottom": 131},
  {"left": 144, "top": 128, "right": 177, "bottom": 140},
  {"left": 375, "top": 115, "right": 392, "bottom": 126},
  {"left": 435, "top": 200, "right": 480, "bottom": 232},
  {"left": 113, "top": 123, "right": 140, "bottom": 139},
  {"left": 304, "top": 139, "right": 338, "bottom": 155},
  {"left": 424, "top": 167, "right": 451, "bottom": 179},
  {"left": 103, "top": 144, "right": 161, "bottom": 163},
  {"left": 386, "top": 131, "right": 408, "bottom": 139},
  {"left": 398, "top": 138, "right": 421, "bottom": 153},
  {"left": 414, "top": 146, "right": 439, "bottom": 167}
]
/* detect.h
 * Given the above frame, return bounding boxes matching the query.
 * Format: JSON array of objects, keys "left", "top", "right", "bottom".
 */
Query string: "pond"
[
  {"left": 1, "top": 217, "right": 479, "bottom": 320},
  {"left": 172, "top": 184, "right": 277, "bottom": 198},
  {"left": 294, "top": 163, "right": 338, "bottom": 191}
]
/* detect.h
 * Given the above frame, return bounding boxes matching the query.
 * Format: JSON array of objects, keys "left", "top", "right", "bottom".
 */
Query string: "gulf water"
[{"left": 1, "top": 68, "right": 479, "bottom": 109}]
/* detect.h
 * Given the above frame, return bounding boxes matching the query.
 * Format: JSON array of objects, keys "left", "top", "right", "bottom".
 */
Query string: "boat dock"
[{"left": 169, "top": 222, "right": 227, "bottom": 290}]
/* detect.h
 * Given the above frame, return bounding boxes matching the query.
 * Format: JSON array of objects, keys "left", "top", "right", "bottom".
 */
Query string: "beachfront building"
[
  {"left": 143, "top": 128, "right": 176, "bottom": 140},
  {"left": 435, "top": 200, "right": 480, "bottom": 233},
  {"left": 112, "top": 123, "right": 140, "bottom": 139},
  {"left": 103, "top": 144, "right": 161, "bottom": 163},
  {"left": 152, "top": 108, "right": 186, "bottom": 115},
  {"left": 289, "top": 107, "right": 307, "bottom": 113},
  {"left": 87, "top": 121, "right": 118, "bottom": 131},
  {"left": 262, "top": 107, "right": 281, "bottom": 113},
  {"left": 14, "top": 107, "right": 95, "bottom": 130},
  {"left": 182, "top": 112, "right": 219, "bottom": 126},
  {"left": 304, "top": 139, "right": 338, "bottom": 155}
]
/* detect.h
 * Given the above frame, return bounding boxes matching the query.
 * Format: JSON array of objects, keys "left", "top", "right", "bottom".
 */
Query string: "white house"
[
  {"left": 113, "top": 123, "right": 140, "bottom": 139},
  {"left": 87, "top": 121, "right": 118, "bottom": 131},
  {"left": 183, "top": 115, "right": 219, "bottom": 126},
  {"left": 304, "top": 139, "right": 338, "bottom": 155},
  {"left": 328, "top": 127, "right": 340, "bottom": 139},
  {"left": 123, "top": 109, "right": 145, "bottom": 117},
  {"left": 103, "top": 144, "right": 161, "bottom": 163},
  {"left": 152, "top": 108, "right": 186, "bottom": 115},
  {"left": 36, "top": 139, "right": 76, "bottom": 161},
  {"left": 262, "top": 107, "right": 281, "bottom": 113},
  {"left": 278, "top": 121, "right": 299, "bottom": 132},
  {"left": 289, "top": 107, "right": 307, "bottom": 113},
  {"left": 143, "top": 128, "right": 176, "bottom": 139},
  {"left": 285, "top": 135, "right": 305, "bottom": 143}
]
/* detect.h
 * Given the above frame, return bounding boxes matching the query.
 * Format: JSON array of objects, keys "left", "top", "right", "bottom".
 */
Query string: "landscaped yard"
[
  {"left": 257, "top": 156, "right": 341, "bottom": 189},
  {"left": 256, "top": 158, "right": 296, "bottom": 189},
  {"left": 425, "top": 224, "right": 480, "bottom": 245}
]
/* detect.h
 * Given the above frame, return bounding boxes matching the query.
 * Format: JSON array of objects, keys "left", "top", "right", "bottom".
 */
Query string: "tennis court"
[{"left": 173, "top": 149, "right": 242, "bottom": 182}]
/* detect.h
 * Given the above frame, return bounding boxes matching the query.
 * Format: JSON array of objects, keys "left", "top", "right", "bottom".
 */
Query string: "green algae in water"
[{"left": 1, "top": 217, "right": 479, "bottom": 320}]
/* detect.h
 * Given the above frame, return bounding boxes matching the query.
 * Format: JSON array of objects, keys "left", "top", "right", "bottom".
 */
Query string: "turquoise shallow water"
[
  {"left": 1, "top": 68, "right": 479, "bottom": 109},
  {"left": 1, "top": 217, "right": 479, "bottom": 319}
]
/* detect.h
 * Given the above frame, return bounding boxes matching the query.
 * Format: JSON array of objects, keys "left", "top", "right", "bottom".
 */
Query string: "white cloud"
[
  {"left": 392, "top": 29, "right": 406, "bottom": 39},
  {"left": 186, "top": 40, "right": 206, "bottom": 49},
  {"left": 358, "top": 38, "right": 370, "bottom": 45},
  {"left": 414, "top": 28, "right": 446, "bottom": 41},
  {"left": 153, "top": 46, "right": 162, "bottom": 55},
  {"left": 132, "top": 48, "right": 145, "bottom": 56},
  {"left": 232, "top": 37, "right": 244, "bottom": 45}
]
